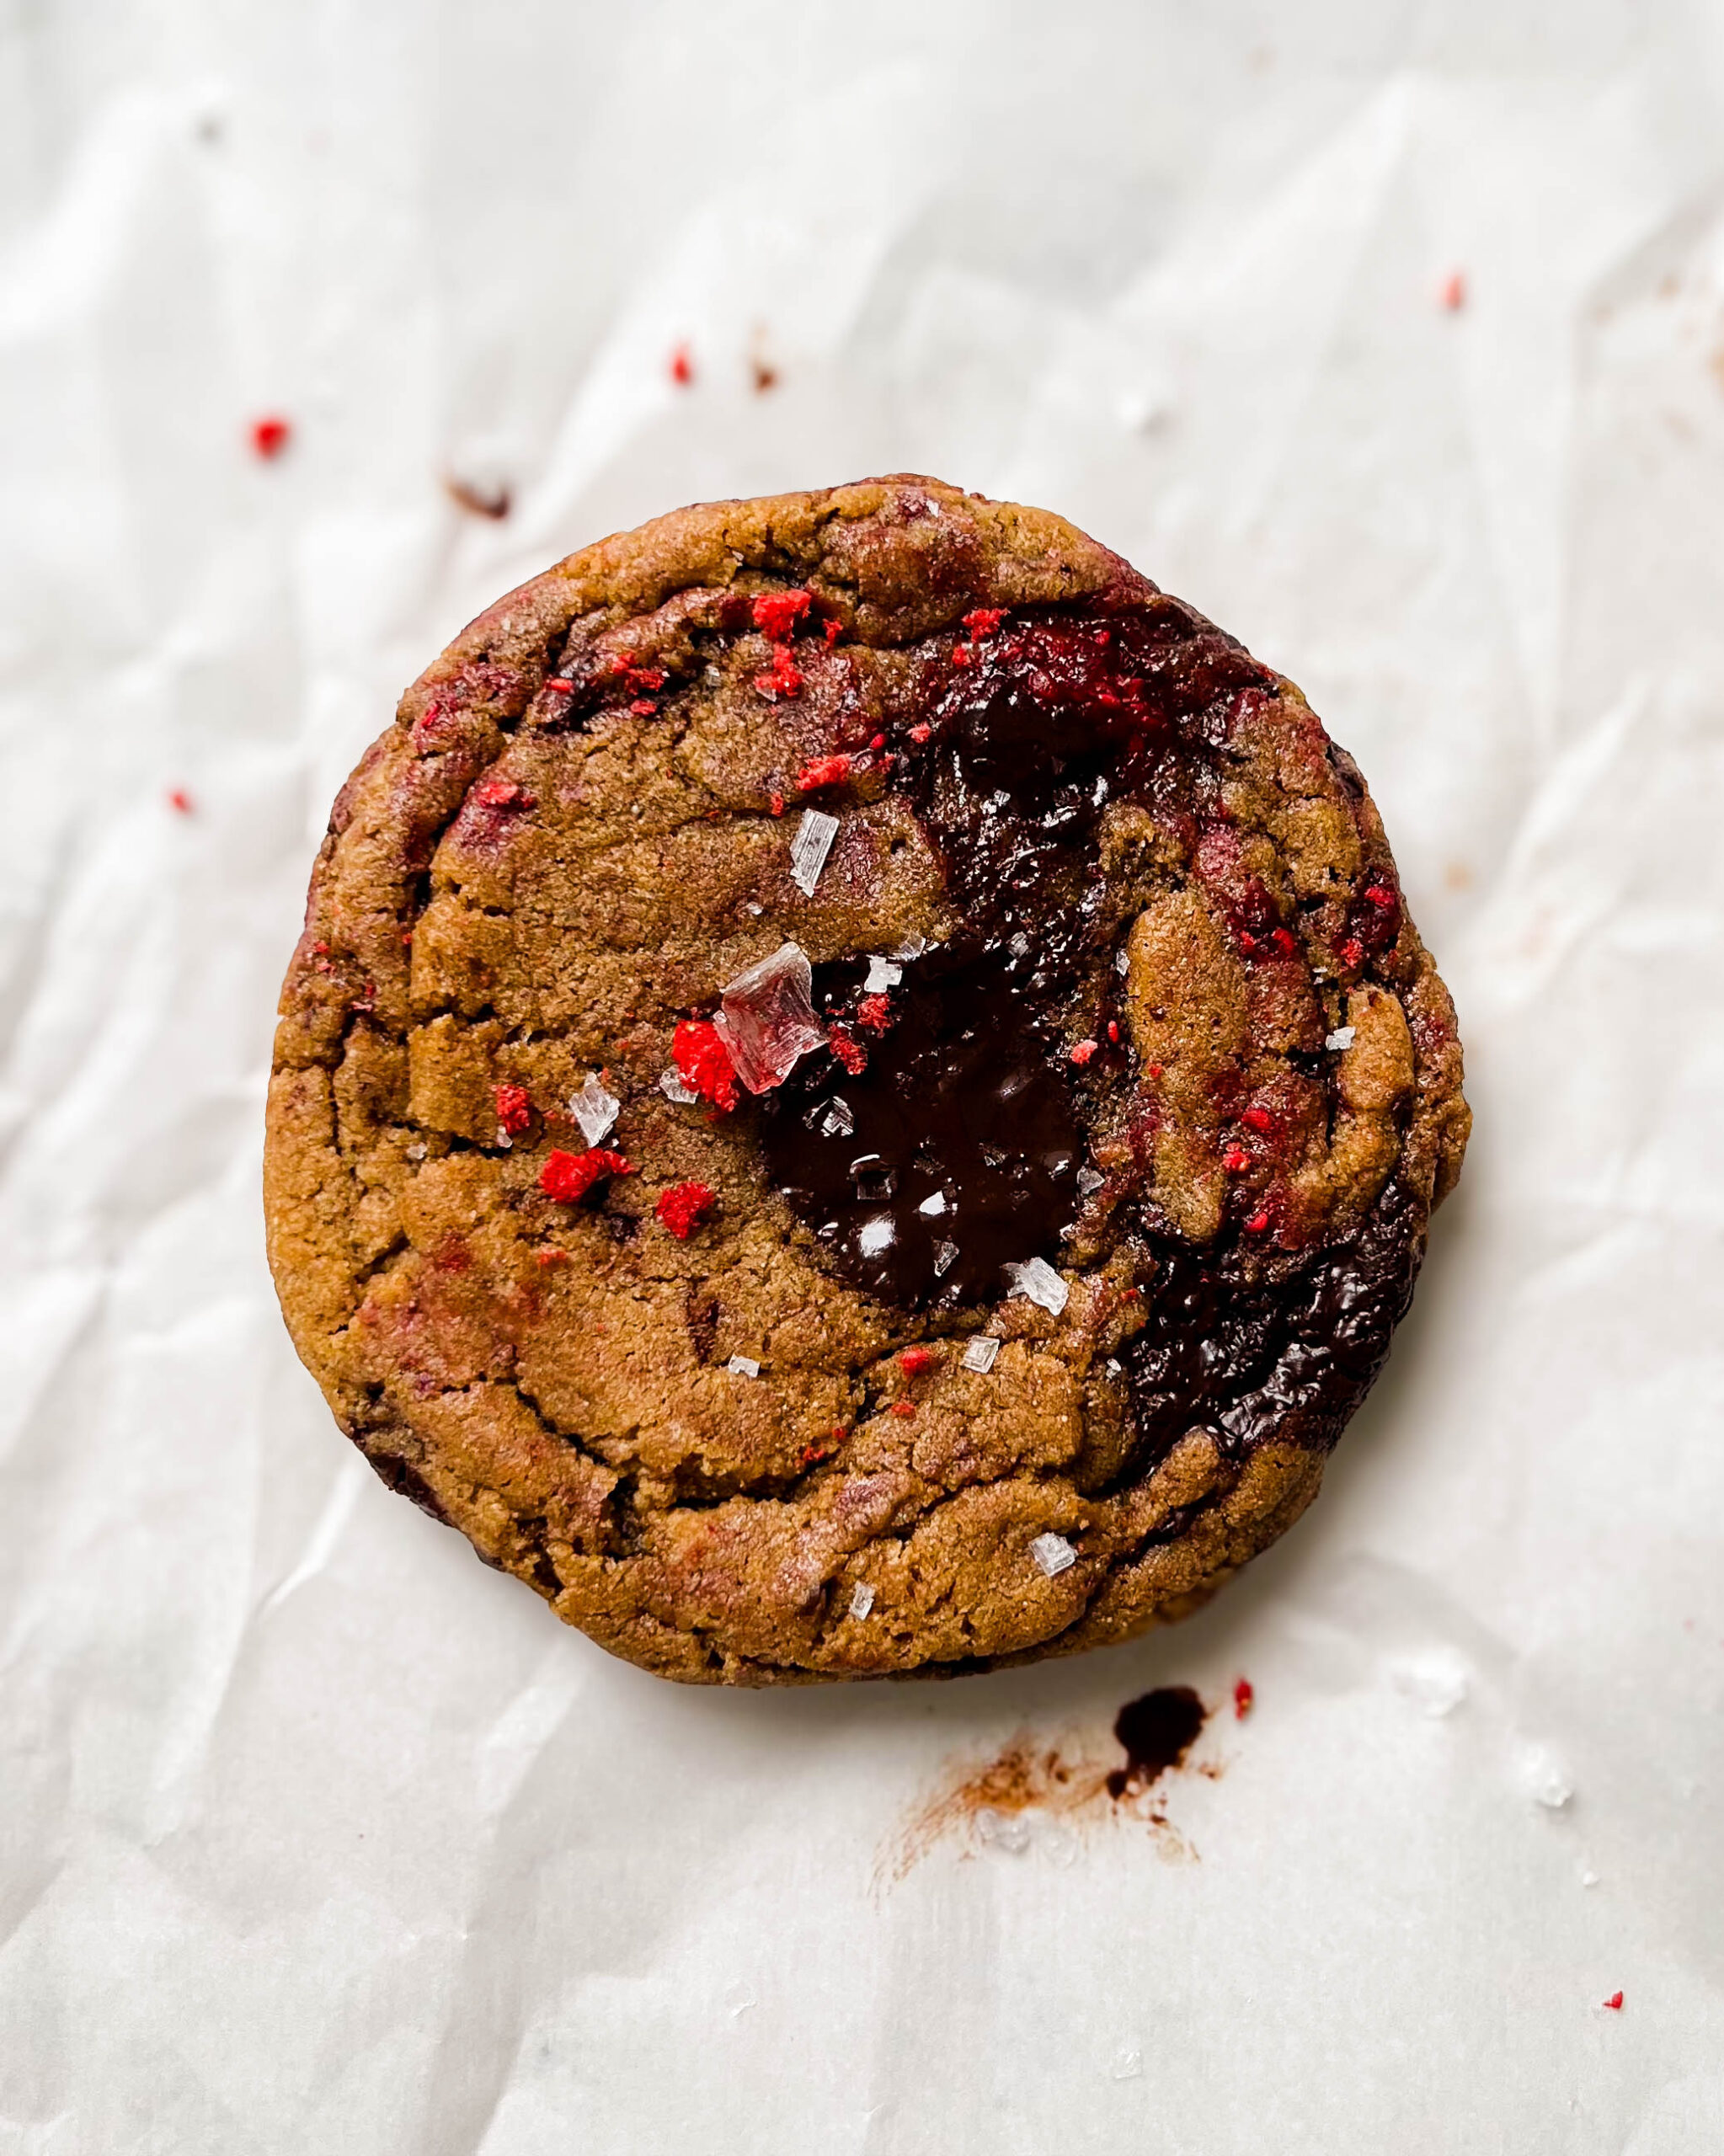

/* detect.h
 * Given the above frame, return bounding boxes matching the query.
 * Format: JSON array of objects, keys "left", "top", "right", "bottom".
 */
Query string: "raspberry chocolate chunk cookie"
[{"left": 265, "top": 477, "right": 1470, "bottom": 1684}]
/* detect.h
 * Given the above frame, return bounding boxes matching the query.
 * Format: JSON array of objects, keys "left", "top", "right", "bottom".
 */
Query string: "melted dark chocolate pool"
[
  {"left": 1108, "top": 1685, "right": 1209, "bottom": 1797},
  {"left": 753, "top": 601, "right": 1424, "bottom": 1468},
  {"left": 762, "top": 947, "right": 1082, "bottom": 1309},
  {"left": 762, "top": 605, "right": 1263, "bottom": 1311}
]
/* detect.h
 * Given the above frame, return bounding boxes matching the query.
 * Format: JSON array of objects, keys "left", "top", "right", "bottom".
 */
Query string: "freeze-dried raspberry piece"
[
  {"left": 673, "top": 1019, "right": 739, "bottom": 1113},
  {"left": 494, "top": 1083, "right": 531, "bottom": 1135},
  {"left": 654, "top": 1181, "right": 716, "bottom": 1239},
  {"left": 539, "top": 1149, "right": 631, "bottom": 1204}
]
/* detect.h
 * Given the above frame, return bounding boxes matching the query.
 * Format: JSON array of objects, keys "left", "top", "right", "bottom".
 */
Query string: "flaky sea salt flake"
[
  {"left": 726, "top": 1355, "right": 761, "bottom": 1379},
  {"left": 975, "top": 1806, "right": 1030, "bottom": 1854},
  {"left": 1326, "top": 1025, "right": 1355, "bottom": 1051},
  {"left": 819, "top": 1097, "right": 855, "bottom": 1137},
  {"left": 789, "top": 808, "right": 839, "bottom": 896},
  {"left": 933, "top": 1241, "right": 958, "bottom": 1278},
  {"left": 659, "top": 1068, "right": 699, "bottom": 1104},
  {"left": 1076, "top": 1167, "right": 1105, "bottom": 1197},
  {"left": 1006, "top": 1257, "right": 1069, "bottom": 1315},
  {"left": 917, "top": 1191, "right": 947, "bottom": 1216},
  {"left": 570, "top": 1073, "right": 621, "bottom": 1145},
  {"left": 713, "top": 942, "right": 827, "bottom": 1092},
  {"left": 1030, "top": 1532, "right": 1077, "bottom": 1578},
  {"left": 857, "top": 1217, "right": 894, "bottom": 1257},
  {"left": 849, "top": 1582, "right": 875, "bottom": 1620},
  {"left": 962, "top": 1335, "right": 1001, "bottom": 1374},
  {"left": 863, "top": 956, "right": 904, "bottom": 992}
]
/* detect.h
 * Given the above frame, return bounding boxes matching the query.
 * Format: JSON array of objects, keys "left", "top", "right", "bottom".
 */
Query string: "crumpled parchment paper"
[{"left": 3, "top": 4, "right": 1723, "bottom": 2150}]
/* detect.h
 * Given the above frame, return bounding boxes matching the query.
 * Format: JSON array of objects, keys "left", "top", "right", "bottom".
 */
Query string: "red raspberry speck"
[
  {"left": 751, "top": 591, "right": 811, "bottom": 642},
  {"left": 472, "top": 777, "right": 533, "bottom": 811},
  {"left": 655, "top": 1180, "right": 716, "bottom": 1239},
  {"left": 797, "top": 1440, "right": 838, "bottom": 1469},
  {"left": 769, "top": 792, "right": 785, "bottom": 817},
  {"left": 963, "top": 607, "right": 1006, "bottom": 637},
  {"left": 754, "top": 647, "right": 803, "bottom": 702},
  {"left": 1603, "top": 1992, "right": 1623, "bottom": 2012},
  {"left": 534, "top": 1247, "right": 570, "bottom": 1267},
  {"left": 857, "top": 993, "right": 894, "bottom": 1033},
  {"left": 1271, "top": 927, "right": 1300, "bottom": 957},
  {"left": 168, "top": 787, "right": 195, "bottom": 815},
  {"left": 889, "top": 1400, "right": 917, "bottom": 1419},
  {"left": 249, "top": 414, "right": 291, "bottom": 459},
  {"left": 494, "top": 1083, "right": 531, "bottom": 1135},
  {"left": 1070, "top": 1039, "right": 1098, "bottom": 1066},
  {"left": 1147, "top": 1062, "right": 1165, "bottom": 1081},
  {"left": 829, "top": 1027, "right": 867, "bottom": 1075},
  {"left": 1245, "top": 1210, "right": 1270, "bottom": 1234},
  {"left": 823, "top": 618, "right": 842, "bottom": 645},
  {"left": 539, "top": 1148, "right": 631, "bottom": 1204},
  {"left": 542, "top": 677, "right": 574, "bottom": 696},
  {"left": 909, "top": 723, "right": 931, "bottom": 744},
  {"left": 1222, "top": 1147, "right": 1251, "bottom": 1173},
  {"left": 796, "top": 753, "right": 853, "bottom": 792},
  {"left": 1241, "top": 1107, "right": 1275, "bottom": 1134},
  {"left": 1239, "top": 931, "right": 1261, "bottom": 956},
  {"left": 1340, "top": 937, "right": 1365, "bottom": 969},
  {"left": 950, "top": 643, "right": 974, "bottom": 667},
  {"left": 1234, "top": 1678, "right": 1254, "bottom": 1719},
  {"left": 1107, "top": 1020, "right": 1120, "bottom": 1043},
  {"left": 673, "top": 1018, "right": 739, "bottom": 1112},
  {"left": 628, "top": 699, "right": 657, "bottom": 718},
  {"left": 899, "top": 1346, "right": 938, "bottom": 1376},
  {"left": 670, "top": 343, "right": 694, "bottom": 386},
  {"left": 1364, "top": 884, "right": 1396, "bottom": 909},
  {"left": 1440, "top": 270, "right": 1466, "bottom": 312}
]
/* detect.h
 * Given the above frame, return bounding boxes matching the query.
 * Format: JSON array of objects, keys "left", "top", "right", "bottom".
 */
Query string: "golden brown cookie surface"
[{"left": 265, "top": 477, "right": 1469, "bottom": 1684}]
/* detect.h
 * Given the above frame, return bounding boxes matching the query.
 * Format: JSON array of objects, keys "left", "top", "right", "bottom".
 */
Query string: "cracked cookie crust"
[{"left": 264, "top": 476, "right": 1470, "bottom": 1684}]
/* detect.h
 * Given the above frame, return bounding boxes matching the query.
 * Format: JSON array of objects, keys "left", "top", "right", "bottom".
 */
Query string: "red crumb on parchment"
[
  {"left": 249, "top": 415, "right": 291, "bottom": 459},
  {"left": 1439, "top": 270, "right": 1466, "bottom": 312}
]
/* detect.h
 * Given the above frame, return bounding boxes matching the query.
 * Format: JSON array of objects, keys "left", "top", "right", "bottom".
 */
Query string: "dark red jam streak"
[{"left": 566, "top": 597, "right": 1425, "bottom": 1468}]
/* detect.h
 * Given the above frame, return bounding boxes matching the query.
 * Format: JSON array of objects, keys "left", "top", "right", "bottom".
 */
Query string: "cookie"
[{"left": 264, "top": 476, "right": 1470, "bottom": 1685}]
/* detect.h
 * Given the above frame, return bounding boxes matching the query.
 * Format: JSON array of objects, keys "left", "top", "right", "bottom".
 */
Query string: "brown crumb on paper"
[{"left": 879, "top": 1686, "right": 1215, "bottom": 1885}]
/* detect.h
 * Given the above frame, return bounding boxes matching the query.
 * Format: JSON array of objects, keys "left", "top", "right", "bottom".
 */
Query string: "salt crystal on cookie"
[
  {"left": 570, "top": 1073, "right": 620, "bottom": 1145},
  {"left": 1030, "top": 1532, "right": 1077, "bottom": 1578},
  {"left": 1005, "top": 1257, "right": 1069, "bottom": 1315},
  {"left": 789, "top": 809, "right": 839, "bottom": 896},
  {"left": 713, "top": 942, "right": 827, "bottom": 1094}
]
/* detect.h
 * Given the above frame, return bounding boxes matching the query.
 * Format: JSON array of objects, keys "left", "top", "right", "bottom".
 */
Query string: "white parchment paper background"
[{"left": 3, "top": 3, "right": 1724, "bottom": 2149}]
